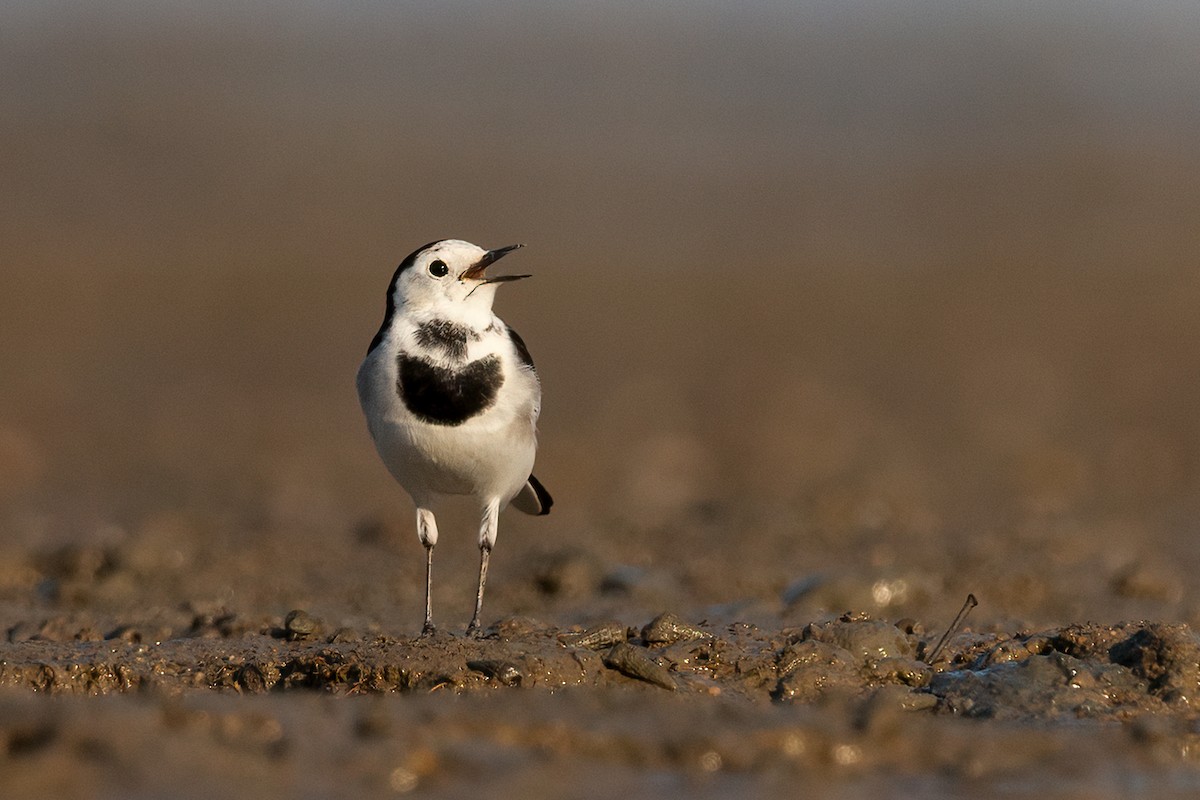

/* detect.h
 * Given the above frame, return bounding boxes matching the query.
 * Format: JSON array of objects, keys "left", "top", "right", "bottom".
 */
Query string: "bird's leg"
[
  {"left": 422, "top": 545, "right": 435, "bottom": 635},
  {"left": 416, "top": 508, "right": 438, "bottom": 636},
  {"left": 466, "top": 500, "right": 501, "bottom": 637},
  {"left": 466, "top": 546, "right": 491, "bottom": 637}
]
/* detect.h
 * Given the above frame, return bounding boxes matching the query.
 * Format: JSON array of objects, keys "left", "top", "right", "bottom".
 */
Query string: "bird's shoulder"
[{"left": 502, "top": 321, "right": 536, "bottom": 371}]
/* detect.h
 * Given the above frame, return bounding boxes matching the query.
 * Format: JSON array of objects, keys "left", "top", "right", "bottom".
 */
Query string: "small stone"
[
  {"left": 558, "top": 622, "right": 627, "bottom": 650},
  {"left": 802, "top": 617, "right": 915, "bottom": 664},
  {"left": 487, "top": 616, "right": 548, "bottom": 639},
  {"left": 466, "top": 660, "right": 524, "bottom": 686},
  {"left": 603, "top": 642, "right": 676, "bottom": 690},
  {"left": 327, "top": 627, "right": 363, "bottom": 644},
  {"left": 642, "top": 612, "right": 711, "bottom": 645},
  {"left": 284, "top": 610, "right": 321, "bottom": 641}
]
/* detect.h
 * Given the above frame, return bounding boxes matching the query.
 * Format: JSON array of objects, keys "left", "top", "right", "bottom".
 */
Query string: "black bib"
[{"left": 397, "top": 354, "right": 504, "bottom": 426}]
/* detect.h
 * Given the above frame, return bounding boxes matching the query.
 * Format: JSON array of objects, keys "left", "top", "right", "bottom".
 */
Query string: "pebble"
[
  {"left": 558, "top": 622, "right": 627, "bottom": 650},
  {"left": 284, "top": 610, "right": 321, "bottom": 641},
  {"left": 488, "top": 616, "right": 549, "bottom": 639},
  {"left": 466, "top": 660, "right": 524, "bottom": 687},
  {"left": 802, "top": 617, "right": 915, "bottom": 664},
  {"left": 603, "top": 642, "right": 676, "bottom": 690},
  {"left": 328, "top": 627, "right": 363, "bottom": 644},
  {"left": 641, "top": 612, "right": 711, "bottom": 645}
]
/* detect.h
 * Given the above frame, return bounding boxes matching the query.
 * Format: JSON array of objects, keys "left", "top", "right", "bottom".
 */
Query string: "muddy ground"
[
  {"left": 3, "top": 536, "right": 1200, "bottom": 798},
  {"left": 4, "top": 613, "right": 1200, "bottom": 798},
  {"left": 6, "top": 3, "right": 1200, "bottom": 798}
]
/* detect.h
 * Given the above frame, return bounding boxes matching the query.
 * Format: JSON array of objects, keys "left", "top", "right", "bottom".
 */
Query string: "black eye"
[{"left": 428, "top": 259, "right": 449, "bottom": 278}]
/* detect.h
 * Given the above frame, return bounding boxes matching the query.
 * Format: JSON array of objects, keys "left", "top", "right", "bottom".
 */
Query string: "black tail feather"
[{"left": 528, "top": 474, "right": 553, "bottom": 515}]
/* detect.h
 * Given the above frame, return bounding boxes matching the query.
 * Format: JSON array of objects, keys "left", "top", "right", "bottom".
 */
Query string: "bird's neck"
[{"left": 410, "top": 302, "right": 496, "bottom": 333}]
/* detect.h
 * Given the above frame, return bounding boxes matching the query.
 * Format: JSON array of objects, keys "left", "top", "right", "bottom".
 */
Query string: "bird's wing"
[{"left": 506, "top": 323, "right": 536, "bottom": 371}]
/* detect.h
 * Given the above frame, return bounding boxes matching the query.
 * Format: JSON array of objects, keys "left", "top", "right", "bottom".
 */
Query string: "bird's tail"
[{"left": 511, "top": 474, "right": 553, "bottom": 515}]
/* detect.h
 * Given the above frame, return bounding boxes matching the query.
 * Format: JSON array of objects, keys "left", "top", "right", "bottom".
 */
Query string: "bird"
[{"left": 356, "top": 239, "right": 553, "bottom": 637}]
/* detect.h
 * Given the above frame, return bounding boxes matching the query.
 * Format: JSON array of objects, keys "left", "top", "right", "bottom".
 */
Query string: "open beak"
[{"left": 460, "top": 244, "right": 530, "bottom": 283}]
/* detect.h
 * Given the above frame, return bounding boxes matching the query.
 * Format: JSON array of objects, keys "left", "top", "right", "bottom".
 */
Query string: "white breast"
[{"left": 356, "top": 314, "right": 540, "bottom": 507}]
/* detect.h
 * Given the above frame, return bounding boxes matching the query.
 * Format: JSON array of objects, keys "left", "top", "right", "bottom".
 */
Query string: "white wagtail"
[{"left": 357, "top": 239, "right": 553, "bottom": 636}]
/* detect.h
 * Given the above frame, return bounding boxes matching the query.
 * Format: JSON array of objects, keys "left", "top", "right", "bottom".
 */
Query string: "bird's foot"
[
  {"left": 421, "top": 621, "right": 437, "bottom": 638},
  {"left": 466, "top": 620, "right": 485, "bottom": 639}
]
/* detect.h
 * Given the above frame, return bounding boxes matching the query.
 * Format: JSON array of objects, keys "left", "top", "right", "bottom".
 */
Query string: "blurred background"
[{"left": 2, "top": 0, "right": 1200, "bottom": 633}]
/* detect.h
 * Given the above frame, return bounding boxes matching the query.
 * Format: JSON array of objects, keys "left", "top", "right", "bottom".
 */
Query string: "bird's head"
[{"left": 388, "top": 239, "right": 528, "bottom": 322}]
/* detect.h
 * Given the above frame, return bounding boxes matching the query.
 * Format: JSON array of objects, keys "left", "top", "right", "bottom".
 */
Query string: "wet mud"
[
  {"left": 5, "top": 607, "right": 1200, "bottom": 797},
  {"left": 6, "top": 609, "right": 1200, "bottom": 718}
]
